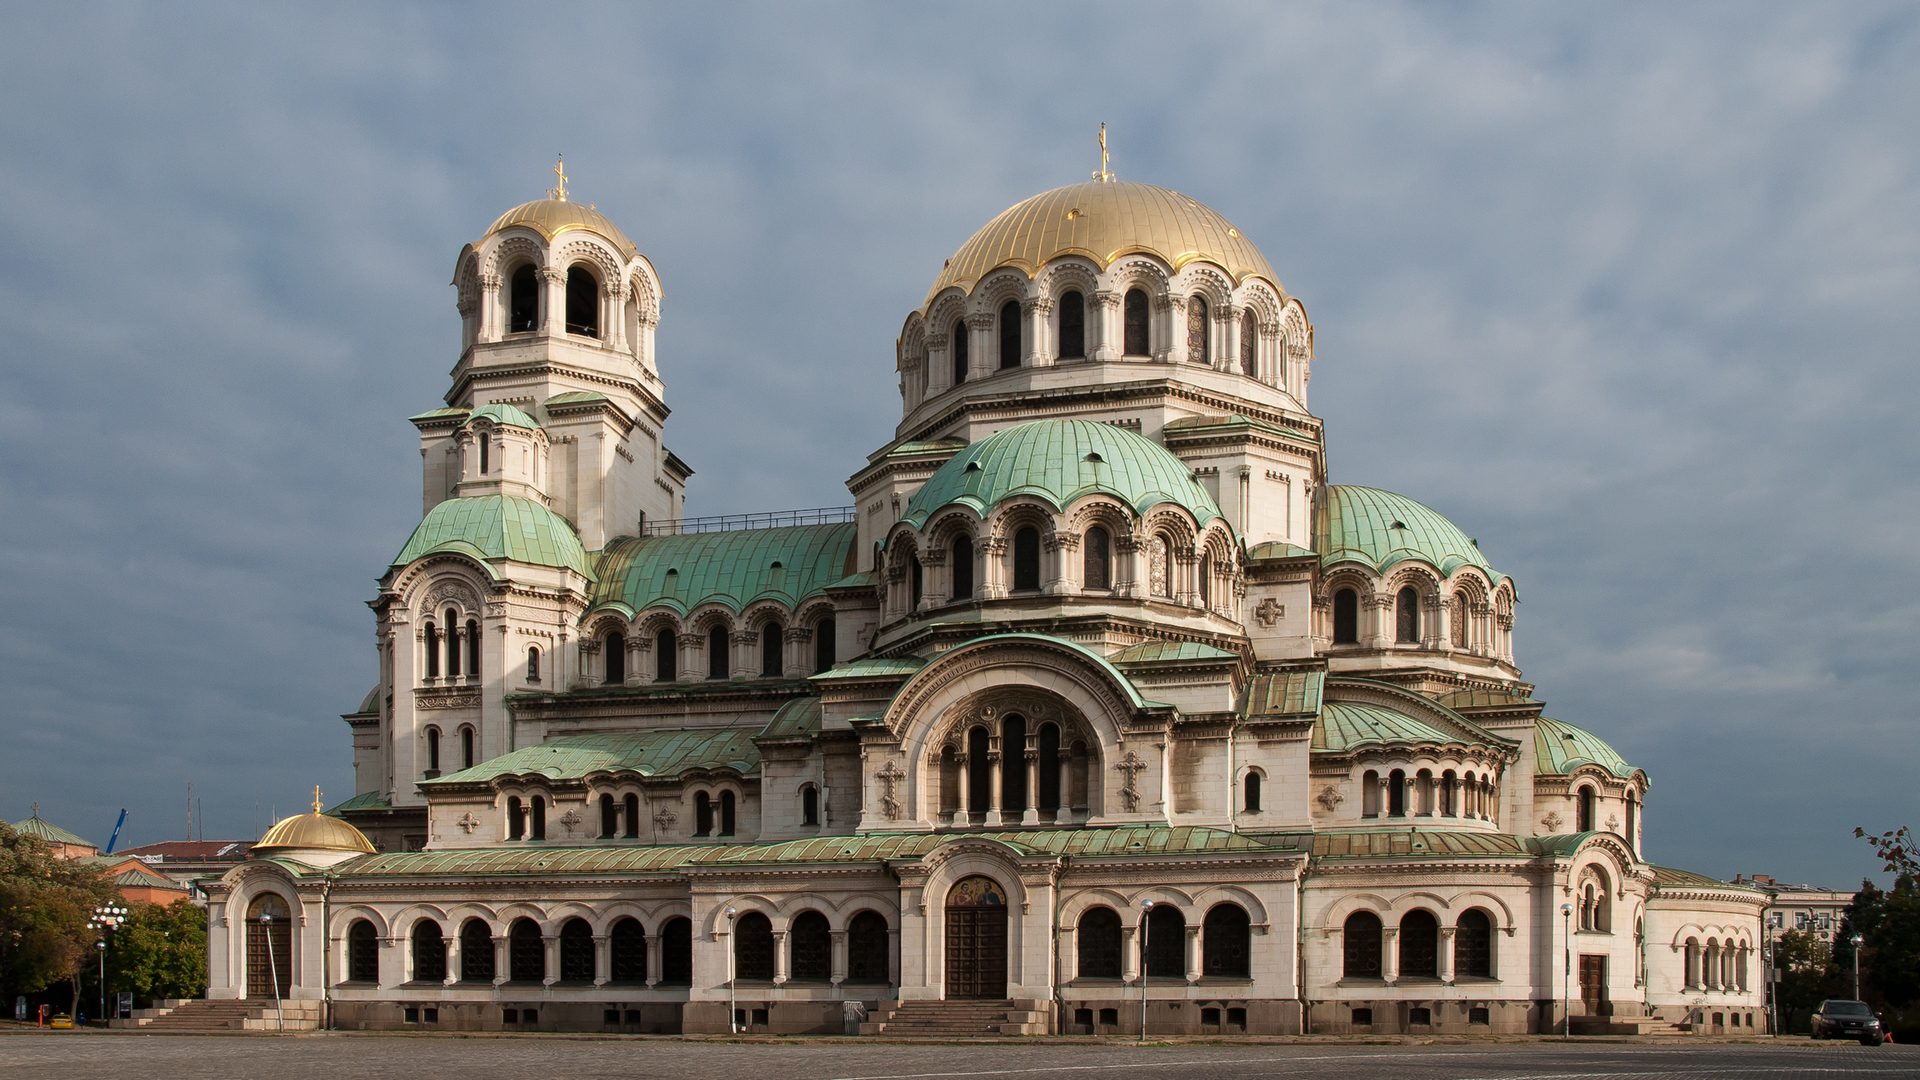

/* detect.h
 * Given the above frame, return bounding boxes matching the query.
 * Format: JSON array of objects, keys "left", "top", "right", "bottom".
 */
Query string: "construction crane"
[{"left": 104, "top": 809, "right": 127, "bottom": 854}]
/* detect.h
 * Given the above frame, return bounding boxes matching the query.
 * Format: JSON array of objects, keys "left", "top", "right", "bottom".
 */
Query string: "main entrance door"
[
  {"left": 245, "top": 894, "right": 292, "bottom": 999},
  {"left": 1578, "top": 954, "right": 1609, "bottom": 1016},
  {"left": 944, "top": 876, "right": 1008, "bottom": 999}
]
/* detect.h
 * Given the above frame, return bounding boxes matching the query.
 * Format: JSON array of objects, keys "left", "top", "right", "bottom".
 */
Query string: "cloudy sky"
[{"left": 1, "top": 2, "right": 1913, "bottom": 887}]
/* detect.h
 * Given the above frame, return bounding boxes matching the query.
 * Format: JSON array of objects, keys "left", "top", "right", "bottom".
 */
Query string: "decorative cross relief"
[
  {"left": 1606, "top": 814, "right": 1620, "bottom": 834},
  {"left": 455, "top": 812, "right": 481, "bottom": 834},
  {"left": 1116, "top": 750, "right": 1147, "bottom": 812},
  {"left": 1316, "top": 785, "right": 1344, "bottom": 813},
  {"left": 1255, "top": 597, "right": 1285, "bottom": 627},
  {"left": 1541, "top": 811, "right": 1564, "bottom": 833},
  {"left": 653, "top": 805, "right": 678, "bottom": 832},
  {"left": 559, "top": 808, "right": 582, "bottom": 834},
  {"left": 875, "top": 760, "right": 905, "bottom": 820}
]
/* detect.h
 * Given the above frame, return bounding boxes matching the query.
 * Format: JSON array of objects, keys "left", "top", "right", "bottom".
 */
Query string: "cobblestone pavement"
[{"left": 1, "top": 1031, "right": 1914, "bottom": 1080}]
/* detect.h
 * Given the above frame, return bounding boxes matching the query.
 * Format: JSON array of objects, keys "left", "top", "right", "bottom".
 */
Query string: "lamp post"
[
  {"left": 87, "top": 903, "right": 127, "bottom": 1025},
  {"left": 1560, "top": 902, "right": 1573, "bottom": 1037},
  {"left": 260, "top": 912, "right": 284, "bottom": 1032},
  {"left": 725, "top": 907, "right": 738, "bottom": 1034},
  {"left": 94, "top": 941, "right": 106, "bottom": 1022},
  {"left": 1137, "top": 899, "right": 1153, "bottom": 1043},
  {"left": 1850, "top": 933, "right": 1864, "bottom": 1001}
]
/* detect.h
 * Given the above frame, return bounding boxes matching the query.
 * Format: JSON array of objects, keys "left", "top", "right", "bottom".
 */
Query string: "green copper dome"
[
  {"left": 1316, "top": 485, "right": 1503, "bottom": 581},
  {"left": 900, "top": 419, "right": 1221, "bottom": 529},
  {"left": 463, "top": 402, "right": 541, "bottom": 429},
  {"left": 392, "top": 495, "right": 590, "bottom": 577},
  {"left": 1534, "top": 716, "right": 1641, "bottom": 780},
  {"left": 590, "top": 523, "right": 856, "bottom": 617}
]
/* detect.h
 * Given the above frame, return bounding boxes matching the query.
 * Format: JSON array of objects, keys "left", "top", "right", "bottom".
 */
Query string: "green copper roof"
[
  {"left": 105, "top": 863, "right": 188, "bottom": 891},
  {"left": 589, "top": 523, "right": 855, "bottom": 617},
  {"left": 900, "top": 419, "right": 1222, "bottom": 528},
  {"left": 543, "top": 391, "right": 609, "bottom": 407},
  {"left": 464, "top": 402, "right": 540, "bottom": 429},
  {"left": 1242, "top": 670, "right": 1325, "bottom": 719},
  {"left": 1247, "top": 540, "right": 1315, "bottom": 560},
  {"left": 758, "top": 697, "right": 822, "bottom": 742},
  {"left": 1312, "top": 701, "right": 1491, "bottom": 753},
  {"left": 1299, "top": 829, "right": 1532, "bottom": 860},
  {"left": 10, "top": 812, "right": 92, "bottom": 848},
  {"left": 1108, "top": 640, "right": 1238, "bottom": 664},
  {"left": 1534, "top": 716, "right": 1641, "bottom": 780},
  {"left": 327, "top": 791, "right": 394, "bottom": 815},
  {"left": 422, "top": 728, "right": 760, "bottom": 787},
  {"left": 392, "top": 495, "right": 590, "bottom": 577},
  {"left": 1316, "top": 485, "right": 1503, "bottom": 581},
  {"left": 1650, "top": 865, "right": 1763, "bottom": 892},
  {"left": 809, "top": 656, "right": 928, "bottom": 681}
]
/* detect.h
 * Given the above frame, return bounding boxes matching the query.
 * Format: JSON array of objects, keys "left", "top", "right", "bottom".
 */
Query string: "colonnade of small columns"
[
  {"left": 1682, "top": 940, "right": 1752, "bottom": 992},
  {"left": 1318, "top": 587, "right": 1515, "bottom": 663},
  {"left": 576, "top": 621, "right": 825, "bottom": 688},
  {"left": 1360, "top": 768, "right": 1499, "bottom": 824},
  {"left": 886, "top": 528, "right": 1233, "bottom": 620}
]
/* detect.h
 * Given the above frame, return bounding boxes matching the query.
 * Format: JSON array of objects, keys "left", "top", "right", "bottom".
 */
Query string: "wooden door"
[
  {"left": 1578, "top": 954, "right": 1609, "bottom": 1016},
  {"left": 245, "top": 894, "right": 292, "bottom": 999},
  {"left": 944, "top": 875, "right": 1009, "bottom": 1000}
]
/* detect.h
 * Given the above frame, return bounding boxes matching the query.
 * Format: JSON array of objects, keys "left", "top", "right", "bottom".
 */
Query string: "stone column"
[
  {"left": 980, "top": 537, "right": 1008, "bottom": 599},
  {"left": 1024, "top": 298, "right": 1052, "bottom": 367},
  {"left": 1115, "top": 533, "right": 1142, "bottom": 597},
  {"left": 645, "top": 932, "right": 663, "bottom": 987},
  {"left": 966, "top": 312, "right": 995, "bottom": 381},
  {"left": 1091, "top": 291, "right": 1120, "bottom": 361},
  {"left": 1185, "top": 925, "right": 1202, "bottom": 984},
  {"left": 1055, "top": 755, "right": 1073, "bottom": 824},
  {"left": 1043, "top": 530, "right": 1077, "bottom": 595},
  {"left": 986, "top": 746, "right": 1005, "bottom": 826},
  {"left": 922, "top": 548, "right": 949, "bottom": 608},
  {"left": 1164, "top": 294, "right": 1188, "bottom": 365},
  {"left": 594, "top": 934, "right": 611, "bottom": 987},
  {"left": 1381, "top": 927, "right": 1400, "bottom": 985},
  {"left": 956, "top": 755, "right": 973, "bottom": 827},
  {"left": 1222, "top": 304, "right": 1243, "bottom": 371},
  {"left": 731, "top": 630, "right": 756, "bottom": 680},
  {"left": 542, "top": 933, "right": 559, "bottom": 987},
  {"left": 1438, "top": 927, "right": 1456, "bottom": 985},
  {"left": 491, "top": 935, "right": 509, "bottom": 987},
  {"left": 926, "top": 339, "right": 951, "bottom": 395},
  {"left": 604, "top": 282, "right": 628, "bottom": 352},
  {"left": 1121, "top": 925, "right": 1140, "bottom": 983},
  {"left": 830, "top": 929, "right": 848, "bottom": 986},
  {"left": 539, "top": 268, "right": 564, "bottom": 335},
  {"left": 628, "top": 635, "right": 647, "bottom": 686},
  {"left": 442, "top": 935, "right": 459, "bottom": 987},
  {"left": 888, "top": 926, "right": 902, "bottom": 988},
  {"left": 772, "top": 930, "right": 790, "bottom": 985}
]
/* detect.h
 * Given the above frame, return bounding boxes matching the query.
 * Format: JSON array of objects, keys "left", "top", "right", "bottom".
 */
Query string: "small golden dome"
[
  {"left": 254, "top": 811, "right": 376, "bottom": 856},
  {"left": 927, "top": 180, "right": 1279, "bottom": 303},
  {"left": 483, "top": 198, "right": 637, "bottom": 257}
]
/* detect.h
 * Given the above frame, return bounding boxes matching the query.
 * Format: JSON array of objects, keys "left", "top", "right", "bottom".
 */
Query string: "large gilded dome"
[
  {"left": 483, "top": 198, "right": 637, "bottom": 257},
  {"left": 926, "top": 180, "right": 1279, "bottom": 302},
  {"left": 254, "top": 810, "right": 376, "bottom": 856}
]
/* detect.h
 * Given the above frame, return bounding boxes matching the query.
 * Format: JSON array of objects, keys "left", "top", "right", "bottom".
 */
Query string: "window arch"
[
  {"left": 909, "top": 553, "right": 924, "bottom": 610},
  {"left": 790, "top": 911, "right": 831, "bottom": 982},
  {"left": 445, "top": 608, "right": 461, "bottom": 677},
  {"left": 998, "top": 300, "right": 1021, "bottom": 369},
  {"left": 846, "top": 911, "right": 890, "bottom": 984},
  {"left": 346, "top": 919, "right": 378, "bottom": 983},
  {"left": 604, "top": 631, "right": 626, "bottom": 684},
  {"left": 465, "top": 618, "right": 480, "bottom": 676},
  {"left": 528, "top": 795, "right": 546, "bottom": 841},
  {"left": 1451, "top": 592, "right": 1470, "bottom": 648},
  {"left": 423, "top": 620, "right": 440, "bottom": 678},
  {"left": 526, "top": 645, "right": 541, "bottom": 684},
  {"left": 719, "top": 791, "right": 737, "bottom": 836},
  {"left": 1187, "top": 294, "right": 1210, "bottom": 364},
  {"left": 622, "top": 793, "right": 640, "bottom": 839},
  {"left": 508, "top": 918, "right": 543, "bottom": 982},
  {"left": 1400, "top": 910, "right": 1440, "bottom": 979},
  {"left": 558, "top": 918, "right": 594, "bottom": 984},
  {"left": 1144, "top": 905, "right": 1185, "bottom": 979},
  {"left": 1243, "top": 770, "right": 1262, "bottom": 813},
  {"left": 1083, "top": 526, "right": 1111, "bottom": 590},
  {"left": 655, "top": 628, "right": 676, "bottom": 682},
  {"left": 951, "top": 533, "right": 975, "bottom": 600},
  {"left": 610, "top": 917, "right": 646, "bottom": 984},
  {"left": 812, "top": 616, "right": 836, "bottom": 673},
  {"left": 478, "top": 432, "right": 489, "bottom": 474},
  {"left": 1577, "top": 785, "right": 1597, "bottom": 833},
  {"left": 1012, "top": 526, "right": 1041, "bottom": 591},
  {"left": 1058, "top": 290, "right": 1085, "bottom": 359},
  {"left": 1240, "top": 310, "right": 1257, "bottom": 376},
  {"left": 1396, "top": 586, "right": 1420, "bottom": 643},
  {"left": 508, "top": 264, "right": 539, "bottom": 333},
  {"left": 458, "top": 918, "right": 493, "bottom": 983},
  {"left": 1123, "top": 288, "right": 1150, "bottom": 356},
  {"left": 760, "top": 622, "right": 783, "bottom": 677},
  {"left": 707, "top": 623, "right": 729, "bottom": 680},
  {"left": 800, "top": 783, "right": 819, "bottom": 826},
  {"left": 951, "top": 320, "right": 968, "bottom": 385},
  {"left": 425, "top": 726, "right": 441, "bottom": 774},
  {"left": 660, "top": 917, "right": 693, "bottom": 985},
  {"left": 733, "top": 912, "right": 773, "bottom": 981},
  {"left": 1198, "top": 553, "right": 1212, "bottom": 607},
  {"left": 1388, "top": 769, "right": 1407, "bottom": 817},
  {"left": 410, "top": 918, "right": 445, "bottom": 984},
  {"left": 695, "top": 791, "right": 713, "bottom": 836},
  {"left": 1333, "top": 588, "right": 1359, "bottom": 644},
  {"left": 1343, "top": 911, "right": 1383, "bottom": 979},
  {"left": 599, "top": 793, "right": 618, "bottom": 839},
  {"left": 506, "top": 795, "right": 524, "bottom": 840},
  {"left": 1202, "top": 903, "right": 1251, "bottom": 979},
  {"left": 565, "top": 265, "right": 599, "bottom": 337},
  {"left": 1457, "top": 909, "right": 1493, "bottom": 979},
  {"left": 1078, "top": 906, "right": 1123, "bottom": 979}
]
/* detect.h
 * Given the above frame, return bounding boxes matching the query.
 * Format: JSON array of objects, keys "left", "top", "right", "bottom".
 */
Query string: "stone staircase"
[
  {"left": 1570, "top": 1014, "right": 1693, "bottom": 1037},
  {"left": 859, "top": 999, "right": 1049, "bottom": 1037},
  {"left": 114, "top": 997, "right": 321, "bottom": 1032}
]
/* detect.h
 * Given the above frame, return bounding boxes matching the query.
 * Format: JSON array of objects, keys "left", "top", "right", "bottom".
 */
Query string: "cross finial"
[
  {"left": 311, "top": 785, "right": 323, "bottom": 814},
  {"left": 548, "top": 154, "right": 569, "bottom": 202},
  {"left": 30, "top": 801, "right": 39, "bottom": 818},
  {"left": 1093, "top": 123, "right": 1114, "bottom": 183}
]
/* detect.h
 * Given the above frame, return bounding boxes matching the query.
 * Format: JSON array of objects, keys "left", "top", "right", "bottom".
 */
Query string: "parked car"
[
  {"left": 48, "top": 1013, "right": 73, "bottom": 1029},
  {"left": 1811, "top": 999, "right": 1884, "bottom": 1045}
]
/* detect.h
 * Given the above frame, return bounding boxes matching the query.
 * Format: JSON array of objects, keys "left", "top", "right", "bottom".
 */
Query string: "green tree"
[
  {"left": 1855, "top": 825, "right": 1919, "bottom": 878},
  {"left": 0, "top": 822, "right": 114, "bottom": 1015},
  {"left": 1771, "top": 928, "right": 1841, "bottom": 1033},
  {"left": 106, "top": 900, "right": 207, "bottom": 1006}
]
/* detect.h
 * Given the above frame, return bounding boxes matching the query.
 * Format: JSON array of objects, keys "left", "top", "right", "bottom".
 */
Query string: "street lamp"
[
  {"left": 260, "top": 912, "right": 284, "bottom": 1032},
  {"left": 725, "top": 907, "right": 738, "bottom": 1035},
  {"left": 1137, "top": 898, "right": 1153, "bottom": 1043},
  {"left": 1560, "top": 902, "right": 1574, "bottom": 1038},
  {"left": 87, "top": 903, "right": 127, "bottom": 1025},
  {"left": 1850, "top": 933, "right": 1864, "bottom": 1001}
]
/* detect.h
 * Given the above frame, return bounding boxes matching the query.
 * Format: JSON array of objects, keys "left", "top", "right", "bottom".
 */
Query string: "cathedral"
[{"left": 205, "top": 156, "right": 1766, "bottom": 1036}]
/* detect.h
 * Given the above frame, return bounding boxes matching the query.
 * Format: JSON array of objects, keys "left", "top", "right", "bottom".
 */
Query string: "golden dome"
[
  {"left": 254, "top": 811, "right": 376, "bottom": 856},
  {"left": 483, "top": 198, "right": 637, "bottom": 257},
  {"left": 926, "top": 180, "right": 1280, "bottom": 303}
]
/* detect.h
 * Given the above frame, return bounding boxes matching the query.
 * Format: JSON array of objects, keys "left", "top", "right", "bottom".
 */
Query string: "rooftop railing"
[{"left": 641, "top": 505, "right": 857, "bottom": 536}]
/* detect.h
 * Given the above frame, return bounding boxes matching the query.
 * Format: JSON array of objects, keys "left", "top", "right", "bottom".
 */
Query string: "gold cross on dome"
[
  {"left": 311, "top": 785, "right": 323, "bottom": 814},
  {"left": 1093, "top": 123, "right": 1114, "bottom": 183},
  {"left": 548, "top": 154, "right": 569, "bottom": 202}
]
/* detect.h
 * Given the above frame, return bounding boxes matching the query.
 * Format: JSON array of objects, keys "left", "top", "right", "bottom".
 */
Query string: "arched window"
[
  {"left": 1451, "top": 592, "right": 1470, "bottom": 648},
  {"left": 951, "top": 534, "right": 975, "bottom": 600},
  {"left": 1396, "top": 586, "right": 1420, "bottom": 643},
  {"left": 458, "top": 721, "right": 476, "bottom": 768},
  {"left": 951, "top": 320, "right": 968, "bottom": 384},
  {"left": 909, "top": 554, "right": 924, "bottom": 609},
  {"left": 1344, "top": 912, "right": 1384, "bottom": 979},
  {"left": 998, "top": 300, "right": 1021, "bottom": 369},
  {"left": 719, "top": 791, "right": 737, "bottom": 836},
  {"left": 526, "top": 646, "right": 541, "bottom": 683},
  {"left": 1058, "top": 290, "right": 1086, "bottom": 359},
  {"left": 423, "top": 621, "right": 440, "bottom": 678},
  {"left": 801, "top": 783, "right": 819, "bottom": 826},
  {"left": 1012, "top": 526, "right": 1041, "bottom": 591},
  {"left": 1083, "top": 526, "right": 1111, "bottom": 590},
  {"left": 1577, "top": 785, "right": 1597, "bottom": 833},
  {"left": 790, "top": 911, "right": 831, "bottom": 982},
  {"left": 558, "top": 918, "right": 594, "bottom": 984},
  {"left": 529, "top": 795, "right": 546, "bottom": 841},
  {"left": 1077, "top": 906, "right": 1123, "bottom": 979},
  {"left": 1243, "top": 771, "right": 1262, "bottom": 813},
  {"left": 1036, "top": 722, "right": 1062, "bottom": 813},
  {"left": 812, "top": 617, "right": 835, "bottom": 673},
  {"left": 465, "top": 618, "right": 480, "bottom": 676},
  {"left": 1626, "top": 792, "right": 1638, "bottom": 853},
  {"left": 1361, "top": 769, "right": 1380, "bottom": 817},
  {"left": 1187, "top": 294, "right": 1210, "bottom": 364},
  {"left": 846, "top": 911, "right": 890, "bottom": 984},
  {"left": 1240, "top": 310, "right": 1257, "bottom": 376},
  {"left": 1202, "top": 903, "right": 1251, "bottom": 978},
  {"left": 1457, "top": 909, "right": 1493, "bottom": 979},
  {"left": 599, "top": 793, "right": 617, "bottom": 838},
  {"left": 1333, "top": 588, "right": 1359, "bottom": 644},
  {"left": 445, "top": 609, "right": 460, "bottom": 677},
  {"left": 506, "top": 795, "right": 524, "bottom": 840},
  {"left": 655, "top": 628, "right": 676, "bottom": 682},
  {"left": 610, "top": 918, "right": 646, "bottom": 984},
  {"left": 508, "top": 918, "right": 543, "bottom": 982},
  {"left": 733, "top": 912, "right": 773, "bottom": 981},
  {"left": 695, "top": 791, "right": 713, "bottom": 836},
  {"left": 604, "top": 631, "right": 626, "bottom": 684},
  {"left": 478, "top": 432, "right": 489, "bottom": 474},
  {"left": 1400, "top": 910, "right": 1439, "bottom": 979},
  {"left": 1199, "top": 553, "right": 1212, "bottom": 606},
  {"left": 410, "top": 918, "right": 445, "bottom": 984},
  {"left": 1388, "top": 769, "right": 1407, "bottom": 817},
  {"left": 1145, "top": 905, "right": 1185, "bottom": 979},
  {"left": 1123, "top": 288, "right": 1150, "bottom": 356},
  {"left": 966, "top": 726, "right": 992, "bottom": 817},
  {"left": 623, "top": 793, "right": 640, "bottom": 839},
  {"left": 346, "top": 919, "right": 378, "bottom": 983},
  {"left": 760, "top": 622, "right": 783, "bottom": 677},
  {"left": 459, "top": 919, "right": 494, "bottom": 983},
  {"left": 508, "top": 264, "right": 539, "bottom": 333},
  {"left": 707, "top": 624, "right": 729, "bottom": 680},
  {"left": 565, "top": 265, "right": 599, "bottom": 337},
  {"left": 660, "top": 917, "right": 692, "bottom": 986},
  {"left": 425, "top": 726, "right": 441, "bottom": 774}
]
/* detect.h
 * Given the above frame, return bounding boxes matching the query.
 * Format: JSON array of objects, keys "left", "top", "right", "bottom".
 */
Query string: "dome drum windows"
[
  {"left": 507, "top": 264, "right": 540, "bottom": 333},
  {"left": 998, "top": 300, "right": 1021, "bottom": 370},
  {"left": 1186, "top": 295, "right": 1210, "bottom": 365},
  {"left": 1057, "top": 290, "right": 1086, "bottom": 360},
  {"left": 564, "top": 266, "right": 600, "bottom": 338},
  {"left": 1123, "top": 288, "right": 1151, "bottom": 357}
]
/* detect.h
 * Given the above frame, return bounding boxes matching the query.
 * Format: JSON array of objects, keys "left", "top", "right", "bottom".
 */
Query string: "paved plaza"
[{"left": 0, "top": 1032, "right": 1914, "bottom": 1080}]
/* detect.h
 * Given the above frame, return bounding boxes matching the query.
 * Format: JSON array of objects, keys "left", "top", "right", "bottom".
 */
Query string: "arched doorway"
[
  {"left": 245, "top": 893, "right": 292, "bottom": 999},
  {"left": 944, "top": 875, "right": 1008, "bottom": 999}
]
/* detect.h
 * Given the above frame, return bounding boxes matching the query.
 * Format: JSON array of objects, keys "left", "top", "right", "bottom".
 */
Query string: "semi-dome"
[
  {"left": 1317, "top": 485, "right": 1505, "bottom": 582},
  {"left": 255, "top": 809, "right": 376, "bottom": 856},
  {"left": 900, "top": 419, "right": 1222, "bottom": 528},
  {"left": 926, "top": 180, "right": 1279, "bottom": 302},
  {"left": 392, "top": 494, "right": 591, "bottom": 577},
  {"left": 483, "top": 198, "right": 637, "bottom": 257},
  {"left": 1534, "top": 716, "right": 1642, "bottom": 780}
]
